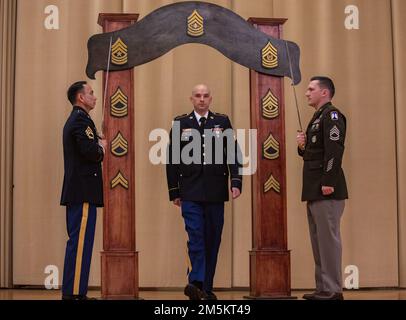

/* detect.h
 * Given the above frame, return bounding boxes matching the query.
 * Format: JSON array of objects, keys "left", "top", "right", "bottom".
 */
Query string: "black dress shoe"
[
  {"left": 311, "top": 291, "right": 344, "bottom": 300},
  {"left": 184, "top": 284, "right": 204, "bottom": 300},
  {"left": 302, "top": 291, "right": 320, "bottom": 300},
  {"left": 204, "top": 291, "right": 218, "bottom": 300},
  {"left": 62, "top": 295, "right": 97, "bottom": 300}
]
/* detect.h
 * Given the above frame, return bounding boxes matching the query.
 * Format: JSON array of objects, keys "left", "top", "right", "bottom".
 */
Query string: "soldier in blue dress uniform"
[
  {"left": 60, "top": 81, "right": 106, "bottom": 300},
  {"left": 166, "top": 84, "right": 242, "bottom": 300}
]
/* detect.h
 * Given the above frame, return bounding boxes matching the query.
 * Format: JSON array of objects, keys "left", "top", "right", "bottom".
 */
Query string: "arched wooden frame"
[{"left": 97, "top": 13, "right": 293, "bottom": 300}]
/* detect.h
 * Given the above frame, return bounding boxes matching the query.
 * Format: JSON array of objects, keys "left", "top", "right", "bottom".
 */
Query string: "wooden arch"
[{"left": 88, "top": 2, "right": 301, "bottom": 300}]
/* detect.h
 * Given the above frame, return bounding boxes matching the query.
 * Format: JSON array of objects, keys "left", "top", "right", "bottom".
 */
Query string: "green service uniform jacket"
[{"left": 298, "top": 102, "right": 348, "bottom": 201}]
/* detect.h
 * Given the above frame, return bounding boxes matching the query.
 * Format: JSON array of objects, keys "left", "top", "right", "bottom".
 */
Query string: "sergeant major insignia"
[
  {"left": 187, "top": 10, "right": 204, "bottom": 37},
  {"left": 330, "top": 126, "right": 340, "bottom": 141},
  {"left": 85, "top": 126, "right": 94, "bottom": 140},
  {"left": 111, "top": 37, "right": 128, "bottom": 65},
  {"left": 261, "top": 41, "right": 278, "bottom": 69}
]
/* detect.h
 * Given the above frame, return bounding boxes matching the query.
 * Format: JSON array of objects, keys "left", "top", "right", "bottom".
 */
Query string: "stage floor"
[{"left": 1, "top": 288, "right": 406, "bottom": 300}]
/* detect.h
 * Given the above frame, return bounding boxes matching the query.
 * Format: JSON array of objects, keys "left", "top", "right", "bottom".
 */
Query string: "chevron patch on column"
[
  {"left": 263, "top": 133, "right": 280, "bottom": 160},
  {"left": 262, "top": 89, "right": 279, "bottom": 119},
  {"left": 264, "top": 174, "right": 280, "bottom": 193},
  {"left": 111, "top": 171, "right": 129, "bottom": 189},
  {"left": 110, "top": 87, "right": 128, "bottom": 118},
  {"left": 261, "top": 41, "right": 278, "bottom": 69},
  {"left": 111, "top": 37, "right": 128, "bottom": 65},
  {"left": 111, "top": 132, "right": 128, "bottom": 157}
]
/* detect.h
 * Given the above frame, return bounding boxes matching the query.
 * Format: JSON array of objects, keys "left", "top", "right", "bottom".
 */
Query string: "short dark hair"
[
  {"left": 311, "top": 76, "right": 335, "bottom": 98},
  {"left": 67, "top": 81, "right": 87, "bottom": 105}
]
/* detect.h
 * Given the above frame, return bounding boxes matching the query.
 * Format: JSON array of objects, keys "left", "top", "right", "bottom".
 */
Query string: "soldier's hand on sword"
[
  {"left": 296, "top": 131, "right": 306, "bottom": 150},
  {"left": 231, "top": 187, "right": 241, "bottom": 199},
  {"left": 322, "top": 186, "right": 335, "bottom": 196},
  {"left": 98, "top": 136, "right": 107, "bottom": 153},
  {"left": 173, "top": 198, "right": 182, "bottom": 207}
]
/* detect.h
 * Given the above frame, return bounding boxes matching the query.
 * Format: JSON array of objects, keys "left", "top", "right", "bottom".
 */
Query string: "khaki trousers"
[{"left": 307, "top": 199, "right": 345, "bottom": 293}]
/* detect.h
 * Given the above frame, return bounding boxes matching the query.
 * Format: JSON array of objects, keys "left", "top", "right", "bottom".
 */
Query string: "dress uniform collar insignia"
[
  {"left": 73, "top": 105, "right": 88, "bottom": 114},
  {"left": 314, "top": 102, "right": 331, "bottom": 117},
  {"left": 188, "top": 111, "right": 196, "bottom": 121}
]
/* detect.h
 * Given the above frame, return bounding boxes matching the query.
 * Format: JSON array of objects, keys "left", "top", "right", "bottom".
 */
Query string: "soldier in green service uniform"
[{"left": 296, "top": 76, "right": 348, "bottom": 300}]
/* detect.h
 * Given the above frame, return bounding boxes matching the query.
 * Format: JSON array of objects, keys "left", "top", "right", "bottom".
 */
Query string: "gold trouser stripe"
[
  {"left": 186, "top": 245, "right": 192, "bottom": 275},
  {"left": 73, "top": 203, "right": 89, "bottom": 295}
]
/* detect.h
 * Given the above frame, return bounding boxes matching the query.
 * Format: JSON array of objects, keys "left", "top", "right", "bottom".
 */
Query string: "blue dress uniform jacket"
[
  {"left": 298, "top": 102, "right": 348, "bottom": 201},
  {"left": 60, "top": 106, "right": 104, "bottom": 207},
  {"left": 166, "top": 111, "right": 242, "bottom": 201}
]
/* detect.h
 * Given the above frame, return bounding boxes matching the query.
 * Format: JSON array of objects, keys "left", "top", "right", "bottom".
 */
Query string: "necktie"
[{"left": 199, "top": 117, "right": 206, "bottom": 130}]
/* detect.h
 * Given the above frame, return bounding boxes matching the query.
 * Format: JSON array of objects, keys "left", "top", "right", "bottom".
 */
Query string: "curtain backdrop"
[
  {"left": 0, "top": 0, "right": 17, "bottom": 288},
  {"left": 7, "top": 0, "right": 405, "bottom": 289},
  {"left": 392, "top": 0, "right": 406, "bottom": 288}
]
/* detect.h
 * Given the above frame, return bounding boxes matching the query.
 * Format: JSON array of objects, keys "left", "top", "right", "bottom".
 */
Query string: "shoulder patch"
[
  {"left": 174, "top": 114, "right": 188, "bottom": 120},
  {"left": 331, "top": 111, "right": 339, "bottom": 121}
]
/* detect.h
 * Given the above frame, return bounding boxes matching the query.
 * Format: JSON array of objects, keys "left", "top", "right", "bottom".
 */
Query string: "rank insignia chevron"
[
  {"left": 263, "top": 133, "right": 280, "bottom": 160},
  {"left": 111, "top": 37, "right": 128, "bottom": 65},
  {"left": 187, "top": 9, "right": 204, "bottom": 37},
  {"left": 262, "top": 89, "right": 279, "bottom": 119},
  {"left": 264, "top": 174, "right": 281, "bottom": 194},
  {"left": 111, "top": 171, "right": 129, "bottom": 189},
  {"left": 85, "top": 126, "right": 94, "bottom": 140},
  {"left": 262, "top": 41, "right": 278, "bottom": 69},
  {"left": 110, "top": 87, "right": 128, "bottom": 118},
  {"left": 111, "top": 132, "right": 128, "bottom": 157}
]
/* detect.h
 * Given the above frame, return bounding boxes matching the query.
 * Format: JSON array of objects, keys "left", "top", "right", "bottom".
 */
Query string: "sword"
[
  {"left": 101, "top": 36, "right": 113, "bottom": 136},
  {"left": 285, "top": 40, "right": 303, "bottom": 132}
]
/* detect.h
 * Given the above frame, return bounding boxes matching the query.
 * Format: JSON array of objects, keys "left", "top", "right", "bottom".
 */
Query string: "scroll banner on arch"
[{"left": 86, "top": 1, "right": 301, "bottom": 84}]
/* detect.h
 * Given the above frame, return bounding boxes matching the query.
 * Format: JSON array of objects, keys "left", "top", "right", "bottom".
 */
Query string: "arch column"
[
  {"left": 247, "top": 18, "right": 294, "bottom": 299},
  {"left": 98, "top": 13, "right": 139, "bottom": 300}
]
